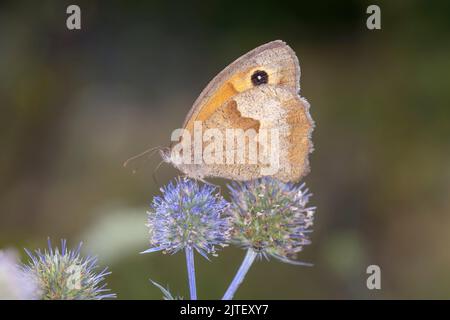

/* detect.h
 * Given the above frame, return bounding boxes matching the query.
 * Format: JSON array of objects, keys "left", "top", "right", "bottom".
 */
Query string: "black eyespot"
[{"left": 251, "top": 70, "right": 269, "bottom": 86}]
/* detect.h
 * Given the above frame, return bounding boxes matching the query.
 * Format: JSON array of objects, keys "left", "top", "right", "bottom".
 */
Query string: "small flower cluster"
[
  {"left": 144, "top": 177, "right": 231, "bottom": 258},
  {"left": 22, "top": 239, "right": 116, "bottom": 300},
  {"left": 228, "top": 178, "right": 315, "bottom": 264}
]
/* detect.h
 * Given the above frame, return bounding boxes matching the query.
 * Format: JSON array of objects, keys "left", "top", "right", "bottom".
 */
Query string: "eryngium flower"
[
  {"left": 143, "top": 177, "right": 231, "bottom": 258},
  {"left": 0, "top": 250, "right": 40, "bottom": 300},
  {"left": 227, "top": 177, "right": 315, "bottom": 264},
  {"left": 22, "top": 239, "right": 116, "bottom": 300}
]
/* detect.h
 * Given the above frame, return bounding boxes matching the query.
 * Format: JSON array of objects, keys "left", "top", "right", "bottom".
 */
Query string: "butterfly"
[{"left": 127, "top": 40, "right": 314, "bottom": 183}]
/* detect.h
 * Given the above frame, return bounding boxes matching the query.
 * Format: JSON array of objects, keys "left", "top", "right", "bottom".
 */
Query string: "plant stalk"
[
  {"left": 185, "top": 246, "right": 197, "bottom": 300},
  {"left": 222, "top": 249, "right": 257, "bottom": 300}
]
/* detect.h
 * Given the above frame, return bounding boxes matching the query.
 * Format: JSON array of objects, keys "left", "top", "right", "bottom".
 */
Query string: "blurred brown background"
[{"left": 1, "top": 0, "right": 449, "bottom": 299}]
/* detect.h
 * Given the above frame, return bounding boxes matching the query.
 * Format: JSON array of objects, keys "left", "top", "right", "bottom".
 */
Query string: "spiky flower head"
[
  {"left": 143, "top": 177, "right": 231, "bottom": 258},
  {"left": 22, "top": 239, "right": 116, "bottom": 300},
  {"left": 0, "top": 250, "right": 40, "bottom": 300},
  {"left": 227, "top": 177, "right": 315, "bottom": 265}
]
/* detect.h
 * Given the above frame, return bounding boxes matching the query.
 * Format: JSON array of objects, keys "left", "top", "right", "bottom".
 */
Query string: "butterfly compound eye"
[{"left": 251, "top": 70, "right": 269, "bottom": 86}]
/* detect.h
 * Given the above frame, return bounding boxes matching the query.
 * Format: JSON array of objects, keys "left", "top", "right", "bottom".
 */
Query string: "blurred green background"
[{"left": 1, "top": 0, "right": 450, "bottom": 299}]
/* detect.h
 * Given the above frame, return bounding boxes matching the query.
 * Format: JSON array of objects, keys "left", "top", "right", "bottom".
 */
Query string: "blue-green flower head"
[
  {"left": 143, "top": 177, "right": 231, "bottom": 258},
  {"left": 227, "top": 177, "right": 315, "bottom": 265},
  {"left": 22, "top": 239, "right": 116, "bottom": 300}
]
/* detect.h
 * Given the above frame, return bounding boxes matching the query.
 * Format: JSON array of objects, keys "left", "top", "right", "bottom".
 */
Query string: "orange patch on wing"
[
  {"left": 184, "top": 82, "right": 236, "bottom": 132},
  {"left": 184, "top": 71, "right": 253, "bottom": 132}
]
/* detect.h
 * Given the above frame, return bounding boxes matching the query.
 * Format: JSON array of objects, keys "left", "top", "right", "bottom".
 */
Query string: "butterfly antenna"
[{"left": 123, "top": 146, "right": 162, "bottom": 174}]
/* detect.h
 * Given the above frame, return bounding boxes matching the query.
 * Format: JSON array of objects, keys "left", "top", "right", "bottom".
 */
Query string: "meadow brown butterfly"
[{"left": 156, "top": 40, "right": 313, "bottom": 182}]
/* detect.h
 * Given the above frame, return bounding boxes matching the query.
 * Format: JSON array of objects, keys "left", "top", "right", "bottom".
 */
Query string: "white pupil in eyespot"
[{"left": 251, "top": 70, "right": 268, "bottom": 86}]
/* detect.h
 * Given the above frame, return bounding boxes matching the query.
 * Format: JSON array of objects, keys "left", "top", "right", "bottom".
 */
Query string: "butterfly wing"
[{"left": 167, "top": 40, "right": 313, "bottom": 182}]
